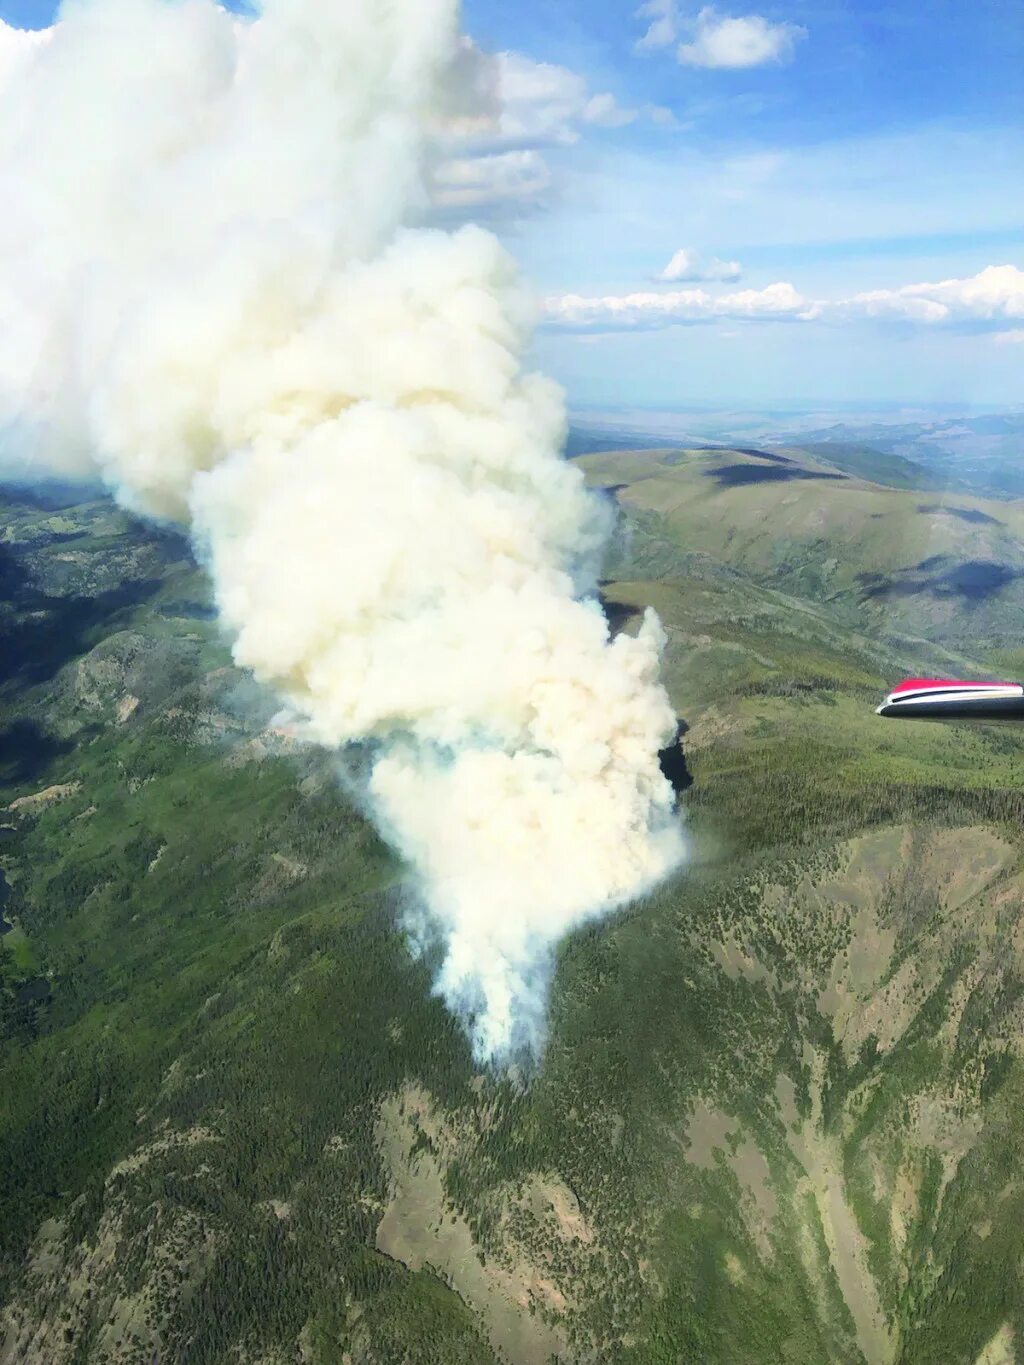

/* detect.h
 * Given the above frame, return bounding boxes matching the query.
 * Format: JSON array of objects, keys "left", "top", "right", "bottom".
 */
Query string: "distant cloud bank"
[
  {"left": 546, "top": 264, "right": 1024, "bottom": 332},
  {"left": 549, "top": 280, "right": 807, "bottom": 329},
  {"left": 636, "top": 2, "right": 806, "bottom": 69}
]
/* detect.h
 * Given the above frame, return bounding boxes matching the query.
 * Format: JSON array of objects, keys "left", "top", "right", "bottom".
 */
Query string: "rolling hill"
[{"left": 581, "top": 444, "right": 1024, "bottom": 651}]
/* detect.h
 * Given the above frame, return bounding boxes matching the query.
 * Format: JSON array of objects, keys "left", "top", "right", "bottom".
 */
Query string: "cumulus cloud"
[
  {"left": 0, "top": 1, "right": 684, "bottom": 1061},
  {"left": 682, "top": 7, "right": 808, "bottom": 68},
  {"left": 678, "top": 7, "right": 806, "bottom": 68},
  {"left": 636, "top": 3, "right": 805, "bottom": 69},
  {"left": 657, "top": 247, "right": 742, "bottom": 282},
  {"left": 546, "top": 265, "right": 1024, "bottom": 334},
  {"left": 837, "top": 264, "right": 1024, "bottom": 326}
]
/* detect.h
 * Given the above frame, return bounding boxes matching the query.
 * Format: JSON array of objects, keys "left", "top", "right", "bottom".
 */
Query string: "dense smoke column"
[{"left": 0, "top": 0, "right": 685, "bottom": 1059}]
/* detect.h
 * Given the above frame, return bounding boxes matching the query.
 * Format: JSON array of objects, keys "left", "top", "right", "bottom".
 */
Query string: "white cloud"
[
  {"left": 832, "top": 265, "right": 1024, "bottom": 326},
  {"left": 635, "top": 0, "right": 678, "bottom": 51},
  {"left": 0, "top": 19, "right": 51, "bottom": 82},
  {"left": 449, "top": 48, "right": 638, "bottom": 149},
  {"left": 429, "top": 44, "right": 645, "bottom": 214},
  {"left": 546, "top": 281, "right": 809, "bottom": 330},
  {"left": 912, "top": 263, "right": 1024, "bottom": 321},
  {"left": 431, "top": 149, "right": 553, "bottom": 212},
  {"left": 635, "top": 3, "right": 805, "bottom": 68},
  {"left": 647, "top": 102, "right": 680, "bottom": 126},
  {"left": 994, "top": 329, "right": 1024, "bottom": 346},
  {"left": 678, "top": 7, "right": 806, "bottom": 69},
  {"left": 657, "top": 247, "right": 742, "bottom": 282},
  {"left": 546, "top": 265, "right": 1024, "bottom": 333},
  {"left": 583, "top": 91, "right": 638, "bottom": 129},
  {"left": 495, "top": 52, "right": 635, "bottom": 143}
]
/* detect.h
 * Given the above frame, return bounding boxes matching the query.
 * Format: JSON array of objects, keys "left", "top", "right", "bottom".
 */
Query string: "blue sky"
[
  {"left": 461, "top": 0, "right": 1024, "bottom": 410},
  {"left": 6, "top": 0, "right": 1023, "bottom": 411}
]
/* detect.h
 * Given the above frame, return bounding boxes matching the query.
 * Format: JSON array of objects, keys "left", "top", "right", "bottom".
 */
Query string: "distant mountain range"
[{"left": 569, "top": 408, "right": 1024, "bottom": 500}]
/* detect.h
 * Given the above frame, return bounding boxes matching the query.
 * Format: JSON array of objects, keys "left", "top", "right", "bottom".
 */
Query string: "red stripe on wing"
[{"left": 891, "top": 678, "right": 1018, "bottom": 695}]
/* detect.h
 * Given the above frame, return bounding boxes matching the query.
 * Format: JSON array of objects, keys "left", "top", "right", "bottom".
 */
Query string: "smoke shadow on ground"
[
  {"left": 0, "top": 719, "right": 75, "bottom": 787},
  {"left": 707, "top": 463, "right": 847, "bottom": 489},
  {"left": 598, "top": 589, "right": 643, "bottom": 636},
  {"left": 917, "top": 504, "right": 1004, "bottom": 526},
  {"left": 858, "top": 557, "right": 1021, "bottom": 604},
  {"left": 0, "top": 543, "right": 28, "bottom": 602},
  {"left": 14, "top": 978, "right": 51, "bottom": 1006},
  {"left": 0, "top": 543, "right": 168, "bottom": 690},
  {"left": 659, "top": 720, "right": 693, "bottom": 800}
]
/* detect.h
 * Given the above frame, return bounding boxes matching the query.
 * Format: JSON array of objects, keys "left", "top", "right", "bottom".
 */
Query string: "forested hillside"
[{"left": 3, "top": 453, "right": 1024, "bottom": 1363}]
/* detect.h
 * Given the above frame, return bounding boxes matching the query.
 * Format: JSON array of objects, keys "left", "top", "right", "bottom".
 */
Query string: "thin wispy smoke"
[{"left": 0, "top": 0, "right": 685, "bottom": 1059}]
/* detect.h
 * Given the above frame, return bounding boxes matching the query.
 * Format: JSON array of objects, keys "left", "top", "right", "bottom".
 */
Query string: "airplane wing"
[{"left": 877, "top": 678, "right": 1024, "bottom": 720}]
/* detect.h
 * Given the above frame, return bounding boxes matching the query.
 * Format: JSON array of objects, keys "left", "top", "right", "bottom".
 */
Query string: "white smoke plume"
[{"left": 0, "top": 0, "right": 685, "bottom": 1059}]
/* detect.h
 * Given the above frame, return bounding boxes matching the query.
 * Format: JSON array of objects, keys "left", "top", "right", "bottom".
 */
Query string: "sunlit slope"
[{"left": 582, "top": 446, "right": 1024, "bottom": 645}]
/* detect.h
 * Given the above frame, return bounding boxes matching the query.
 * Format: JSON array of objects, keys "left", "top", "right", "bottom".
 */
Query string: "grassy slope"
[
  {"left": 783, "top": 442, "right": 941, "bottom": 491},
  {"left": 1, "top": 458, "right": 1024, "bottom": 1364}
]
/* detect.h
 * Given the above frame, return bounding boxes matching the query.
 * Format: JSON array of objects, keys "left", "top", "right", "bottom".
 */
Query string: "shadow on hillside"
[
  {"left": 0, "top": 480, "right": 100, "bottom": 512},
  {"left": 0, "top": 719, "right": 75, "bottom": 787},
  {"left": 598, "top": 589, "right": 643, "bottom": 636},
  {"left": 158, "top": 599, "right": 218, "bottom": 622},
  {"left": 0, "top": 544, "right": 166, "bottom": 690},
  {"left": 0, "top": 543, "right": 29, "bottom": 602},
  {"left": 917, "top": 504, "right": 1003, "bottom": 527},
  {"left": 859, "top": 557, "right": 1021, "bottom": 604},
  {"left": 707, "top": 464, "right": 846, "bottom": 488}
]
